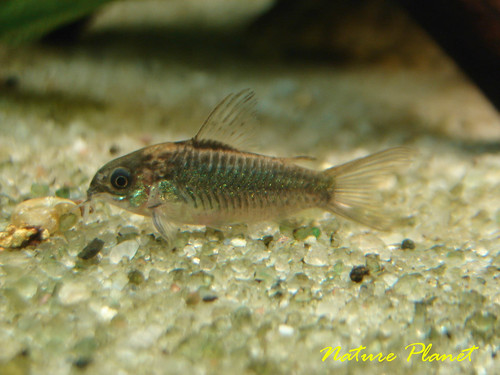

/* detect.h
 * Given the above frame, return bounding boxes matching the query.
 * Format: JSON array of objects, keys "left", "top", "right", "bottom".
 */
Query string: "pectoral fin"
[{"left": 152, "top": 208, "right": 178, "bottom": 245}]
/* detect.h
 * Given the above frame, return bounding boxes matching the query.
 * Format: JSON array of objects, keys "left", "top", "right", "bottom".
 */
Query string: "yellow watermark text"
[
  {"left": 320, "top": 345, "right": 396, "bottom": 363},
  {"left": 405, "top": 343, "right": 478, "bottom": 362},
  {"left": 321, "top": 343, "right": 479, "bottom": 363}
]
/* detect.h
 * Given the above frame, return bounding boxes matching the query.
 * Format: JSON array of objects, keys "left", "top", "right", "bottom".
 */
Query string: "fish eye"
[{"left": 110, "top": 168, "right": 131, "bottom": 189}]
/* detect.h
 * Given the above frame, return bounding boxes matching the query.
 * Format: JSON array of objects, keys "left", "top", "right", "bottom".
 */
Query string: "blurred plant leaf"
[{"left": 0, "top": 0, "right": 116, "bottom": 44}]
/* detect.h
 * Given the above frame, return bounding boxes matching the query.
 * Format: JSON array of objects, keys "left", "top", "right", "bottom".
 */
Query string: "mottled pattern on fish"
[{"left": 87, "top": 89, "right": 414, "bottom": 243}]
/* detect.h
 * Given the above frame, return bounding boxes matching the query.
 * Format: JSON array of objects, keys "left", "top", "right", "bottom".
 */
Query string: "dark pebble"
[
  {"left": 109, "top": 144, "right": 120, "bottom": 155},
  {"left": 2, "top": 75, "right": 19, "bottom": 89},
  {"left": 78, "top": 238, "right": 104, "bottom": 260},
  {"left": 73, "top": 357, "right": 92, "bottom": 369},
  {"left": 128, "top": 269, "right": 145, "bottom": 285},
  {"left": 401, "top": 238, "right": 416, "bottom": 250},
  {"left": 262, "top": 235, "right": 274, "bottom": 247},
  {"left": 202, "top": 295, "right": 218, "bottom": 302},
  {"left": 350, "top": 266, "right": 370, "bottom": 283},
  {"left": 185, "top": 292, "right": 200, "bottom": 306},
  {"left": 55, "top": 186, "right": 71, "bottom": 199}
]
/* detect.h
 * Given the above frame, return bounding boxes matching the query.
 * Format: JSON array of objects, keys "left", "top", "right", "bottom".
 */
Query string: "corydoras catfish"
[{"left": 87, "top": 89, "right": 414, "bottom": 243}]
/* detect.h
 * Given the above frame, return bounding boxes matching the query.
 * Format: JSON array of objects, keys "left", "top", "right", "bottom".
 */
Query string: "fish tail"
[{"left": 322, "top": 147, "right": 415, "bottom": 230}]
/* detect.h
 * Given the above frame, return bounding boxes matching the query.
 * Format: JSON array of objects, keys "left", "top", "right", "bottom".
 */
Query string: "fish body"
[{"left": 88, "top": 90, "right": 413, "bottom": 241}]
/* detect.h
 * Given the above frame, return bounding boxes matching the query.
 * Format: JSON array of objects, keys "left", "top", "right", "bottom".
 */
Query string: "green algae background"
[{"left": 0, "top": 0, "right": 114, "bottom": 43}]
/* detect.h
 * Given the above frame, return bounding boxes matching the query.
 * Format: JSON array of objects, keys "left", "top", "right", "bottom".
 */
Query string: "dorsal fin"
[
  {"left": 281, "top": 155, "right": 317, "bottom": 162},
  {"left": 192, "top": 89, "right": 257, "bottom": 151}
]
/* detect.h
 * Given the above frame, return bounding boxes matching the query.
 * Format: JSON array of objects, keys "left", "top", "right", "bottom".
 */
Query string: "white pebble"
[
  {"left": 59, "top": 281, "right": 90, "bottom": 305},
  {"left": 474, "top": 246, "right": 489, "bottom": 257},
  {"left": 304, "top": 245, "right": 328, "bottom": 266},
  {"left": 278, "top": 324, "right": 294, "bottom": 337},
  {"left": 304, "top": 235, "right": 317, "bottom": 245},
  {"left": 109, "top": 240, "right": 139, "bottom": 264},
  {"left": 99, "top": 306, "right": 118, "bottom": 322},
  {"left": 382, "top": 273, "right": 399, "bottom": 288},
  {"left": 230, "top": 238, "right": 247, "bottom": 247},
  {"left": 128, "top": 325, "right": 163, "bottom": 349}
]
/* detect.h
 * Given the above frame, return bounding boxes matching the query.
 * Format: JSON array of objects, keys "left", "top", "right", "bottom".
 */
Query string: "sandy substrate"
[{"left": 0, "top": 1, "right": 499, "bottom": 374}]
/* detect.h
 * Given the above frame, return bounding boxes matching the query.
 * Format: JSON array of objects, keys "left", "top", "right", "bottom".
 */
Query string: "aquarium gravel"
[{"left": 0, "top": 1, "right": 499, "bottom": 374}]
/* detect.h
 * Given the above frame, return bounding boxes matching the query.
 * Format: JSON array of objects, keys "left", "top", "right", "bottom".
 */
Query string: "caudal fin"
[{"left": 324, "top": 147, "right": 415, "bottom": 230}]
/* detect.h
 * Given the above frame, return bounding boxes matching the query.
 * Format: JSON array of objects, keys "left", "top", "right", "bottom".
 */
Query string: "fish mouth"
[
  {"left": 78, "top": 198, "right": 92, "bottom": 208},
  {"left": 85, "top": 189, "right": 109, "bottom": 203},
  {"left": 86, "top": 188, "right": 94, "bottom": 201},
  {"left": 86, "top": 190, "right": 127, "bottom": 205}
]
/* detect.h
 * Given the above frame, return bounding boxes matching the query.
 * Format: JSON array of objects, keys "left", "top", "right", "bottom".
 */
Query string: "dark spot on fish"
[
  {"left": 191, "top": 139, "right": 236, "bottom": 151},
  {"left": 150, "top": 160, "right": 162, "bottom": 169},
  {"left": 158, "top": 152, "right": 173, "bottom": 160},
  {"left": 142, "top": 153, "right": 153, "bottom": 161},
  {"left": 350, "top": 265, "right": 370, "bottom": 283},
  {"left": 78, "top": 238, "right": 104, "bottom": 260}
]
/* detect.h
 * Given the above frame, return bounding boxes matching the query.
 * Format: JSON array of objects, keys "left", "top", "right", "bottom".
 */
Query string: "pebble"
[
  {"left": 304, "top": 245, "right": 328, "bottom": 266},
  {"left": 401, "top": 238, "right": 416, "bottom": 250},
  {"left": 127, "top": 270, "right": 145, "bottom": 285},
  {"left": 262, "top": 235, "right": 274, "bottom": 247},
  {"left": 109, "top": 240, "right": 139, "bottom": 264},
  {"left": 278, "top": 324, "right": 295, "bottom": 337},
  {"left": 0, "top": 224, "right": 46, "bottom": 249},
  {"left": 73, "top": 357, "right": 92, "bottom": 369},
  {"left": 12, "top": 276, "right": 39, "bottom": 300},
  {"left": 293, "top": 226, "right": 321, "bottom": 241},
  {"left": 78, "top": 238, "right": 105, "bottom": 260},
  {"left": 230, "top": 238, "right": 247, "bottom": 247},
  {"left": 350, "top": 266, "right": 370, "bottom": 283},
  {"left": 59, "top": 281, "right": 91, "bottom": 305},
  {"left": 393, "top": 273, "right": 425, "bottom": 301},
  {"left": 127, "top": 325, "right": 164, "bottom": 349}
]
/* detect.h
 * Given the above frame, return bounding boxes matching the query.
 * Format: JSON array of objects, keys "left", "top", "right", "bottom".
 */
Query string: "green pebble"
[
  {"left": 333, "top": 260, "right": 344, "bottom": 275},
  {"left": 465, "top": 311, "right": 496, "bottom": 340},
  {"left": 311, "top": 227, "right": 321, "bottom": 238},
  {"left": 55, "top": 186, "right": 70, "bottom": 199},
  {"left": 127, "top": 269, "right": 145, "bottom": 285},
  {"left": 293, "top": 226, "right": 321, "bottom": 241},
  {"left": 365, "top": 253, "right": 382, "bottom": 273},
  {"left": 30, "top": 183, "right": 49, "bottom": 198},
  {"left": 72, "top": 337, "right": 97, "bottom": 357},
  {"left": 59, "top": 212, "right": 78, "bottom": 232}
]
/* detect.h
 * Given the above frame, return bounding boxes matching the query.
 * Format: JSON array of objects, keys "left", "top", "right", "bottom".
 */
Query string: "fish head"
[{"left": 87, "top": 149, "right": 152, "bottom": 215}]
